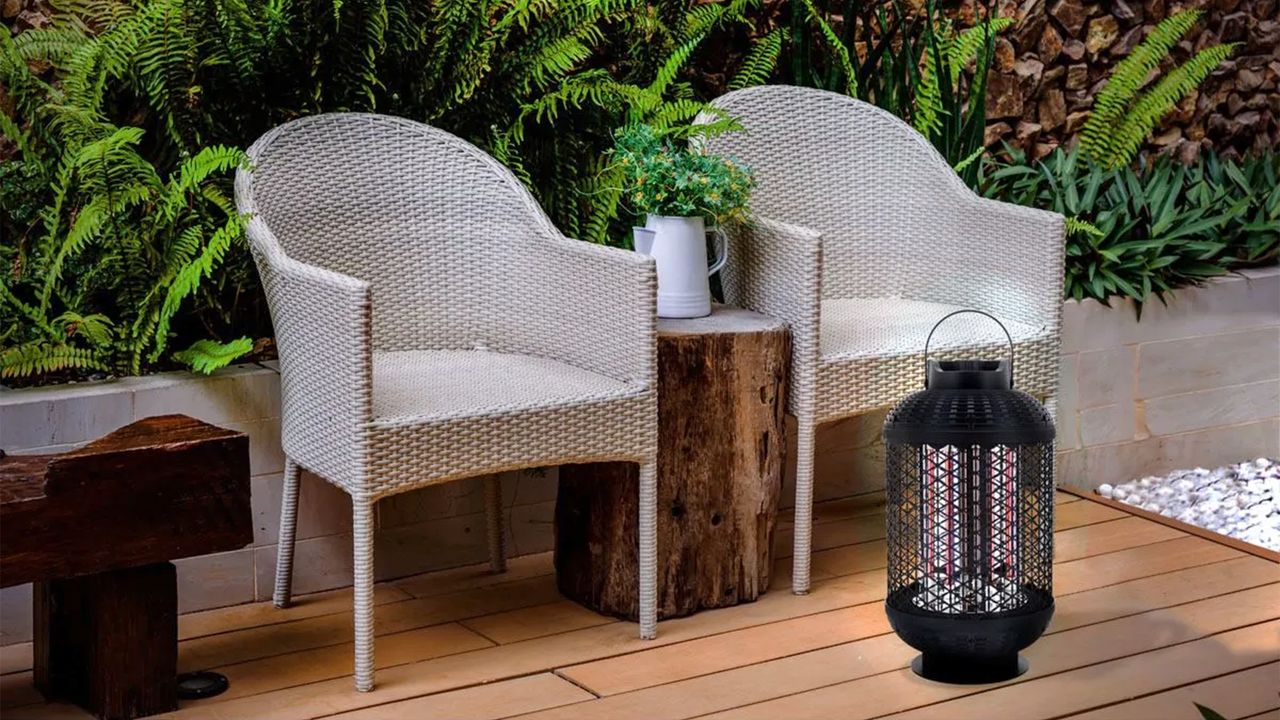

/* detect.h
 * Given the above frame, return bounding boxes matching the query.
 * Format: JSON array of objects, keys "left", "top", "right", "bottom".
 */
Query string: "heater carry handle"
[{"left": 923, "top": 309, "right": 1016, "bottom": 386}]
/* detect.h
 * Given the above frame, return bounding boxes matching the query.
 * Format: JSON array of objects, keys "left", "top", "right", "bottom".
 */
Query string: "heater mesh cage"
[{"left": 885, "top": 441, "right": 1054, "bottom": 617}]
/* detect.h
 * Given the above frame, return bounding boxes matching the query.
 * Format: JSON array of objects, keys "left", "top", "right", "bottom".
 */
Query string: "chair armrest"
[
  {"left": 512, "top": 234, "right": 657, "bottom": 388},
  {"left": 246, "top": 218, "right": 373, "bottom": 489},
  {"left": 721, "top": 215, "right": 824, "bottom": 414},
  {"left": 944, "top": 194, "right": 1066, "bottom": 333}
]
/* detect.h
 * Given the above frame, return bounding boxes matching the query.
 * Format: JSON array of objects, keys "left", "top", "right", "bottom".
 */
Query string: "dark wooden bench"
[{"left": 1, "top": 415, "right": 252, "bottom": 720}]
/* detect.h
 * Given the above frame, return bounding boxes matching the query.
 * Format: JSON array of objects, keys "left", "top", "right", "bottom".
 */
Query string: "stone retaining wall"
[
  {"left": 1054, "top": 266, "right": 1280, "bottom": 488},
  {"left": 2, "top": 266, "right": 1277, "bottom": 644}
]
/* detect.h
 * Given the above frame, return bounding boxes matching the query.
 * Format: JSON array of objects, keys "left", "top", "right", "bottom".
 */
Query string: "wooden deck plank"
[
  {"left": 774, "top": 493, "right": 1119, "bottom": 561},
  {"left": 150, "top": 569, "right": 894, "bottom": 719},
  {"left": 554, "top": 552, "right": 1280, "bottom": 702},
  {"left": 1054, "top": 535, "right": 1240, "bottom": 595},
  {"left": 0, "top": 700, "right": 94, "bottom": 719},
  {"left": 322, "top": 673, "right": 594, "bottom": 720},
  {"left": 462, "top": 601, "right": 617, "bottom": 645},
  {"left": 1052, "top": 515, "right": 1183, "bottom": 561},
  {"left": 0, "top": 672, "right": 39, "bottom": 709},
  {"left": 180, "top": 585, "right": 412, "bottom": 641},
  {"left": 694, "top": 593, "right": 1280, "bottom": 720},
  {"left": 3, "top": 493, "right": 1270, "bottom": 720},
  {"left": 153, "top": 533, "right": 1241, "bottom": 718},
  {"left": 201, "top": 622, "right": 492, "bottom": 703},
  {"left": 1061, "top": 662, "right": 1279, "bottom": 720},
  {"left": 879, "top": 619, "right": 1280, "bottom": 720},
  {"left": 0, "top": 511, "right": 1175, "bottom": 682},
  {"left": 178, "top": 574, "right": 561, "bottom": 674},
  {"left": 553, "top": 522, "right": 1225, "bottom": 698},
  {"left": 392, "top": 551, "right": 556, "bottom": 599}
]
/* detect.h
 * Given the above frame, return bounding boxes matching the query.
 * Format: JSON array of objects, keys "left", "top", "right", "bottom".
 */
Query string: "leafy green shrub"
[
  {"left": 1, "top": 26, "right": 254, "bottom": 380},
  {"left": 1, "top": 0, "right": 772, "bottom": 382},
  {"left": 785, "top": 0, "right": 1007, "bottom": 184},
  {"left": 611, "top": 124, "right": 755, "bottom": 223},
  {"left": 1081, "top": 10, "right": 1239, "bottom": 169},
  {"left": 981, "top": 147, "right": 1279, "bottom": 305}
]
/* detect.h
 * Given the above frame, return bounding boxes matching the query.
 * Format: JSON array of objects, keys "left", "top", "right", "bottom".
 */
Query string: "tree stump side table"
[{"left": 556, "top": 306, "right": 789, "bottom": 620}]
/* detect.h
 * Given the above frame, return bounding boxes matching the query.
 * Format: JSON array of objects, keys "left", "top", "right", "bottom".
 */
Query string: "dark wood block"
[
  {"left": 2, "top": 414, "right": 251, "bottom": 720},
  {"left": 1, "top": 414, "right": 252, "bottom": 587},
  {"left": 34, "top": 563, "right": 178, "bottom": 720},
  {"left": 556, "top": 307, "right": 789, "bottom": 620}
]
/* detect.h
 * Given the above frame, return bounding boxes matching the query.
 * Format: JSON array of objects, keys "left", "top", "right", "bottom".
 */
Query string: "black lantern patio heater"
[{"left": 883, "top": 310, "right": 1056, "bottom": 685}]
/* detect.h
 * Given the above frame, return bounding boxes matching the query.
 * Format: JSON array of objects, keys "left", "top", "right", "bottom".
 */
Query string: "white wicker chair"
[
  {"left": 234, "top": 113, "right": 660, "bottom": 692},
  {"left": 697, "top": 86, "right": 1066, "bottom": 595}
]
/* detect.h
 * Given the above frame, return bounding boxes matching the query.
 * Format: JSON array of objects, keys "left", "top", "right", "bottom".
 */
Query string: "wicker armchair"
[
  {"left": 235, "top": 113, "right": 660, "bottom": 692},
  {"left": 697, "top": 86, "right": 1066, "bottom": 595}
]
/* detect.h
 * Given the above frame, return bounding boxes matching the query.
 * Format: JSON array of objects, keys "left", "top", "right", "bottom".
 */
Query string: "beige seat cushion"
[{"left": 370, "top": 349, "right": 637, "bottom": 424}]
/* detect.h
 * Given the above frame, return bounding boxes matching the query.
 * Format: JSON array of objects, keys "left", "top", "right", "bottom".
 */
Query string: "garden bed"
[{"left": 1097, "top": 458, "right": 1279, "bottom": 552}]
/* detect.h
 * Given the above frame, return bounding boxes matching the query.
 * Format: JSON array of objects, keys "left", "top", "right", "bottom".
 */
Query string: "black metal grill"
[{"left": 885, "top": 441, "right": 1054, "bottom": 617}]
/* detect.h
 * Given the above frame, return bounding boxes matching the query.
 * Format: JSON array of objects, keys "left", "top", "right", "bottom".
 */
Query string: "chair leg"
[
  {"left": 792, "top": 418, "right": 817, "bottom": 595},
  {"left": 637, "top": 459, "right": 658, "bottom": 640},
  {"left": 273, "top": 458, "right": 301, "bottom": 609},
  {"left": 484, "top": 475, "right": 507, "bottom": 574},
  {"left": 352, "top": 497, "right": 376, "bottom": 692}
]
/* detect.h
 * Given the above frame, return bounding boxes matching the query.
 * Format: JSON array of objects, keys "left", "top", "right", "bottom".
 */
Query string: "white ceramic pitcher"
[{"left": 632, "top": 215, "right": 728, "bottom": 319}]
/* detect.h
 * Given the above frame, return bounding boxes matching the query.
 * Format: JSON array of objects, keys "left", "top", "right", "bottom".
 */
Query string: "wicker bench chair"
[
  {"left": 235, "top": 113, "right": 660, "bottom": 692},
  {"left": 697, "top": 86, "right": 1066, "bottom": 596}
]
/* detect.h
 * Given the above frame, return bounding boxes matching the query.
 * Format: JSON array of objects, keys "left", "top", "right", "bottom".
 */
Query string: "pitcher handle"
[{"left": 708, "top": 227, "right": 729, "bottom": 276}]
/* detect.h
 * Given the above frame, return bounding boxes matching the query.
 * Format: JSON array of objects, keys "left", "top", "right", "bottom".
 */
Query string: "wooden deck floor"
[{"left": 2, "top": 492, "right": 1277, "bottom": 720}]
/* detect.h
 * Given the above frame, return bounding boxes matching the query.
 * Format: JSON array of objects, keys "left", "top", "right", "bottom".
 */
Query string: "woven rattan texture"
[
  {"left": 697, "top": 86, "right": 1066, "bottom": 594},
  {"left": 235, "top": 113, "right": 661, "bottom": 691}
]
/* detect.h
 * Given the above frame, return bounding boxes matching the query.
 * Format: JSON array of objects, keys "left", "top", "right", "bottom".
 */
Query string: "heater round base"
[
  {"left": 886, "top": 588, "right": 1053, "bottom": 686},
  {"left": 910, "top": 652, "right": 1029, "bottom": 684}
]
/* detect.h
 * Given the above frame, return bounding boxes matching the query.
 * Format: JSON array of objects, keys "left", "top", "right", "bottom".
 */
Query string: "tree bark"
[{"left": 556, "top": 307, "right": 789, "bottom": 620}]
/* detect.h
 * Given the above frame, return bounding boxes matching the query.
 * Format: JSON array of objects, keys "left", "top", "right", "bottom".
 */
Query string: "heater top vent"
[{"left": 883, "top": 387, "right": 1054, "bottom": 446}]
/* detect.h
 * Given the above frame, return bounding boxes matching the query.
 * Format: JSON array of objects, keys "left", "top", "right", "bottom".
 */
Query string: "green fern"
[
  {"left": 730, "top": 28, "right": 782, "bottom": 91},
  {"left": 945, "top": 17, "right": 1014, "bottom": 84},
  {"left": 0, "top": 342, "right": 110, "bottom": 379},
  {"left": 172, "top": 337, "right": 254, "bottom": 374},
  {"left": 1081, "top": 10, "right": 1236, "bottom": 168},
  {"left": 914, "top": 15, "right": 1012, "bottom": 138},
  {"left": 1102, "top": 43, "right": 1240, "bottom": 169},
  {"left": 800, "top": 0, "right": 857, "bottom": 96}
]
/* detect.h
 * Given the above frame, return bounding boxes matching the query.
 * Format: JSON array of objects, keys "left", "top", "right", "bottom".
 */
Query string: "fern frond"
[
  {"left": 1103, "top": 43, "right": 1239, "bottom": 168},
  {"left": 952, "top": 145, "right": 986, "bottom": 173},
  {"left": 729, "top": 28, "right": 782, "bottom": 91},
  {"left": 172, "top": 336, "right": 253, "bottom": 374},
  {"left": 160, "top": 145, "right": 248, "bottom": 221},
  {"left": 646, "top": 34, "right": 706, "bottom": 99},
  {"left": 0, "top": 342, "right": 108, "bottom": 379},
  {"left": 1081, "top": 9, "right": 1205, "bottom": 164},
  {"left": 1065, "top": 216, "right": 1105, "bottom": 238},
  {"left": 800, "top": 0, "right": 857, "bottom": 96},
  {"left": 946, "top": 17, "right": 1013, "bottom": 84},
  {"left": 914, "top": 37, "right": 944, "bottom": 137},
  {"left": 54, "top": 311, "right": 115, "bottom": 346},
  {"left": 150, "top": 214, "right": 246, "bottom": 362}
]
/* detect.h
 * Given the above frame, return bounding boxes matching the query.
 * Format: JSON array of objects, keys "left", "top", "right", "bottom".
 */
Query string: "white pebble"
[{"left": 1102, "top": 458, "right": 1279, "bottom": 553}]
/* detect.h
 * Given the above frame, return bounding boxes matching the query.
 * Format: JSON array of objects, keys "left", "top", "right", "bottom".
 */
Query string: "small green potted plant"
[{"left": 612, "top": 124, "right": 755, "bottom": 318}]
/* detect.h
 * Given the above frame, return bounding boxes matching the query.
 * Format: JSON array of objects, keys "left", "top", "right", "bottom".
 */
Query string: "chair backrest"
[
  {"left": 700, "top": 86, "right": 974, "bottom": 299},
  {"left": 235, "top": 113, "right": 561, "bottom": 350}
]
